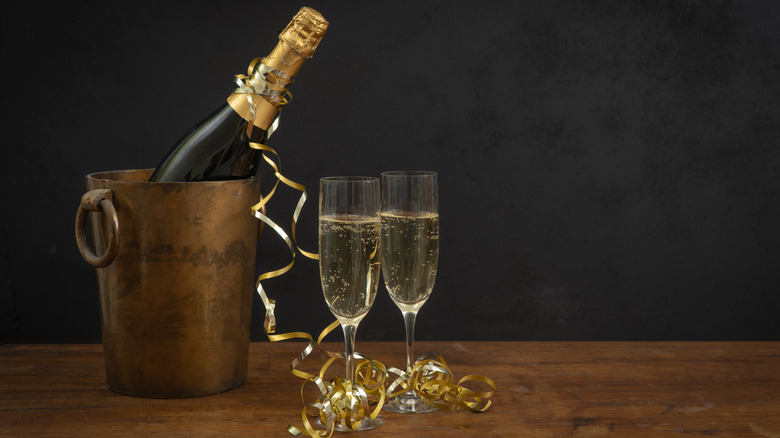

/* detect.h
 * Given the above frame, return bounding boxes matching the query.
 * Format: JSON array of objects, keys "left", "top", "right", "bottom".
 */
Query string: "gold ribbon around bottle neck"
[
  {"left": 234, "top": 57, "right": 495, "bottom": 436},
  {"left": 232, "top": 57, "right": 292, "bottom": 138}
]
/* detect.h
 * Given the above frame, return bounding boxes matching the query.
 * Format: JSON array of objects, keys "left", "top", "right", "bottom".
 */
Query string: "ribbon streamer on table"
[
  {"left": 286, "top": 322, "right": 388, "bottom": 436},
  {"left": 234, "top": 58, "right": 495, "bottom": 436},
  {"left": 386, "top": 352, "right": 496, "bottom": 412}
]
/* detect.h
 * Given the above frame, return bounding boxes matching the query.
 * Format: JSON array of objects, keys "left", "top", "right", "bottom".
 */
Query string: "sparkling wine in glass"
[
  {"left": 319, "top": 176, "right": 385, "bottom": 431},
  {"left": 381, "top": 171, "right": 439, "bottom": 414}
]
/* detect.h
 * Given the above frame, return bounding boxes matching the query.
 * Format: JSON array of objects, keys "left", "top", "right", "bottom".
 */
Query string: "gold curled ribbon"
[
  {"left": 245, "top": 125, "right": 387, "bottom": 436},
  {"left": 257, "top": 315, "right": 388, "bottom": 436},
  {"left": 386, "top": 352, "right": 495, "bottom": 412},
  {"left": 248, "top": 140, "right": 315, "bottom": 334},
  {"left": 233, "top": 57, "right": 292, "bottom": 139},
  {"left": 286, "top": 322, "right": 387, "bottom": 436},
  {"left": 237, "top": 58, "right": 391, "bottom": 435}
]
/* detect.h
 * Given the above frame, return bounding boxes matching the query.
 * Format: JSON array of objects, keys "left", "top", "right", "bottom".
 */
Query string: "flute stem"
[
  {"left": 342, "top": 323, "right": 357, "bottom": 382},
  {"left": 403, "top": 311, "right": 417, "bottom": 373}
]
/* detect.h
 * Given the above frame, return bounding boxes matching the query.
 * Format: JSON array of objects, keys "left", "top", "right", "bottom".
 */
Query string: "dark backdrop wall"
[{"left": 2, "top": 1, "right": 779, "bottom": 343}]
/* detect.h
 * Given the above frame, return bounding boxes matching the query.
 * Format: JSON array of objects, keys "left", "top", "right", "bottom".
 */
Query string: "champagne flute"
[
  {"left": 380, "top": 171, "right": 439, "bottom": 414},
  {"left": 318, "top": 176, "right": 385, "bottom": 431}
]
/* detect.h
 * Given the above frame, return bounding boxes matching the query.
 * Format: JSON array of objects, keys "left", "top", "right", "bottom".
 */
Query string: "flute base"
[
  {"left": 316, "top": 415, "right": 385, "bottom": 432},
  {"left": 382, "top": 392, "right": 437, "bottom": 414}
]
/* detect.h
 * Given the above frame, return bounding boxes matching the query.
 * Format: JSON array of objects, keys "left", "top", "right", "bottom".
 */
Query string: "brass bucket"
[{"left": 74, "top": 169, "right": 260, "bottom": 398}]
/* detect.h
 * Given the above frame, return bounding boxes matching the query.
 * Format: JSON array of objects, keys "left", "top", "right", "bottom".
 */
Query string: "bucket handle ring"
[{"left": 75, "top": 189, "right": 119, "bottom": 268}]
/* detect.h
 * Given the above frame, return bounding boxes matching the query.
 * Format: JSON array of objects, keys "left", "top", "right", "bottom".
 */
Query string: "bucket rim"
[{"left": 85, "top": 169, "right": 260, "bottom": 185}]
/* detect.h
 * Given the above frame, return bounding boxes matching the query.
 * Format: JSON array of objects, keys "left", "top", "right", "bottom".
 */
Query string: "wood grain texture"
[{"left": 1, "top": 342, "right": 779, "bottom": 437}]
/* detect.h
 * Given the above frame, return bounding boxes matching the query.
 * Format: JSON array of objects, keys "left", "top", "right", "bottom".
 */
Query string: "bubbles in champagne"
[
  {"left": 319, "top": 215, "right": 381, "bottom": 323},
  {"left": 380, "top": 212, "right": 439, "bottom": 308}
]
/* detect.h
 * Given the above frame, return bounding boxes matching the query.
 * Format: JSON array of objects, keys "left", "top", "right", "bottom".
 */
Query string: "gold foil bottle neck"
[
  {"left": 228, "top": 7, "right": 328, "bottom": 131},
  {"left": 279, "top": 7, "right": 329, "bottom": 58}
]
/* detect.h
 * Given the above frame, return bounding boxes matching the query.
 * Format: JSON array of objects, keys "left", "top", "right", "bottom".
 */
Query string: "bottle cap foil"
[{"left": 279, "top": 7, "right": 329, "bottom": 58}]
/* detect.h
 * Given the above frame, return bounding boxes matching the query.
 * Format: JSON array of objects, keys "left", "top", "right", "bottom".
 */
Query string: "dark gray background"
[{"left": 2, "top": 1, "right": 778, "bottom": 343}]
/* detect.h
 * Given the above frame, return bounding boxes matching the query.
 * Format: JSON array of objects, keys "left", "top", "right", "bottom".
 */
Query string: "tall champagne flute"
[
  {"left": 318, "top": 176, "right": 385, "bottom": 431},
  {"left": 380, "top": 171, "right": 439, "bottom": 414}
]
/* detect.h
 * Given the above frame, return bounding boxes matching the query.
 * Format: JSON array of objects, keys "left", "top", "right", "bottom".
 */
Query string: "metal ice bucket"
[{"left": 75, "top": 169, "right": 260, "bottom": 398}]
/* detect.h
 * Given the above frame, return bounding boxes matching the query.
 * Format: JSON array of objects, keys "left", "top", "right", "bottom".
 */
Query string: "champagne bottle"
[{"left": 149, "top": 7, "right": 328, "bottom": 182}]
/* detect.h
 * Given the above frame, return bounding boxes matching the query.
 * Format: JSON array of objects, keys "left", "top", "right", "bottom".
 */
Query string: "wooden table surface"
[{"left": 1, "top": 341, "right": 779, "bottom": 437}]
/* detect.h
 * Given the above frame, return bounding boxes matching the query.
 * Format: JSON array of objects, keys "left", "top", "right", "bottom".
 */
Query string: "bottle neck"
[
  {"left": 227, "top": 41, "right": 307, "bottom": 132},
  {"left": 263, "top": 39, "right": 307, "bottom": 80},
  {"left": 226, "top": 6, "right": 326, "bottom": 134}
]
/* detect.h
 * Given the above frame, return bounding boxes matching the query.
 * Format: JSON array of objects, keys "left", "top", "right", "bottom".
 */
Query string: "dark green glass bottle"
[{"left": 149, "top": 7, "right": 328, "bottom": 182}]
